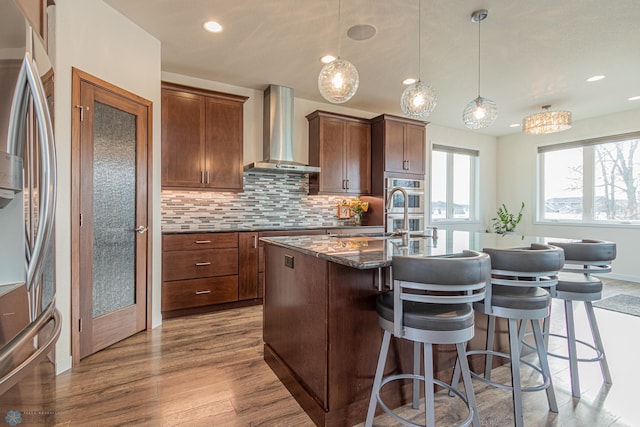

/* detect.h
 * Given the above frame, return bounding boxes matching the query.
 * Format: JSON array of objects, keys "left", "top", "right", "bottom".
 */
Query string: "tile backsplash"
[{"left": 162, "top": 172, "right": 359, "bottom": 228}]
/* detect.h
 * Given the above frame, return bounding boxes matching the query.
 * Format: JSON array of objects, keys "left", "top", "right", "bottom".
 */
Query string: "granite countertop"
[
  {"left": 260, "top": 233, "right": 441, "bottom": 269},
  {"left": 260, "top": 230, "right": 556, "bottom": 270},
  {"left": 161, "top": 223, "right": 384, "bottom": 234}
]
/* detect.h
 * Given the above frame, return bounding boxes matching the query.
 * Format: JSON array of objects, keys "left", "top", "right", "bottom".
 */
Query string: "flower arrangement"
[
  {"left": 348, "top": 197, "right": 369, "bottom": 216},
  {"left": 339, "top": 197, "right": 369, "bottom": 225},
  {"left": 491, "top": 202, "right": 524, "bottom": 234}
]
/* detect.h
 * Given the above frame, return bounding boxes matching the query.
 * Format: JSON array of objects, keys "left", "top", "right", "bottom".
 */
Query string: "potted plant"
[{"left": 491, "top": 202, "right": 524, "bottom": 234}]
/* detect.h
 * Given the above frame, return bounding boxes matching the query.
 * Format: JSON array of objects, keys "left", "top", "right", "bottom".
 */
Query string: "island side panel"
[
  {"left": 263, "top": 244, "right": 329, "bottom": 409},
  {"left": 327, "top": 263, "right": 414, "bottom": 425}
]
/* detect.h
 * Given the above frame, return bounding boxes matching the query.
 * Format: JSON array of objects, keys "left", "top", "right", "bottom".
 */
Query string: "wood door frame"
[{"left": 70, "top": 67, "right": 153, "bottom": 366}]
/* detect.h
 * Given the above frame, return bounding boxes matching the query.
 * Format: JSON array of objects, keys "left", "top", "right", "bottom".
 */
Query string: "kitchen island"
[{"left": 261, "top": 230, "right": 550, "bottom": 427}]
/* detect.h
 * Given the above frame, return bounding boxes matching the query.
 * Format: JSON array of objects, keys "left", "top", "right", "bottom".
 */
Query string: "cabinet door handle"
[
  {"left": 253, "top": 235, "right": 258, "bottom": 248},
  {"left": 195, "top": 290, "right": 211, "bottom": 295},
  {"left": 345, "top": 179, "right": 349, "bottom": 190},
  {"left": 201, "top": 170, "right": 205, "bottom": 183},
  {"left": 206, "top": 170, "right": 210, "bottom": 184},
  {"left": 194, "top": 240, "right": 211, "bottom": 244},
  {"left": 195, "top": 262, "right": 211, "bottom": 266}
]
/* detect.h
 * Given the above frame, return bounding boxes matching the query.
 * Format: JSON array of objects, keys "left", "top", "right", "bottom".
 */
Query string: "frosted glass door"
[
  {"left": 92, "top": 102, "right": 137, "bottom": 317},
  {"left": 76, "top": 71, "right": 149, "bottom": 360}
]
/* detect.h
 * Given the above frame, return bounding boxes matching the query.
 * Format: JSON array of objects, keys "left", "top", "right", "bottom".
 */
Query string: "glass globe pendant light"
[
  {"left": 318, "top": 0, "right": 359, "bottom": 104},
  {"left": 318, "top": 58, "right": 359, "bottom": 104},
  {"left": 462, "top": 9, "right": 497, "bottom": 129},
  {"left": 400, "top": 0, "right": 437, "bottom": 119}
]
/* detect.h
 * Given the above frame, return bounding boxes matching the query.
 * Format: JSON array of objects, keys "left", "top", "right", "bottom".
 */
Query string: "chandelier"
[
  {"left": 462, "top": 9, "right": 497, "bottom": 130},
  {"left": 318, "top": 0, "right": 359, "bottom": 104},
  {"left": 400, "top": 0, "right": 437, "bottom": 119},
  {"left": 522, "top": 105, "right": 572, "bottom": 134}
]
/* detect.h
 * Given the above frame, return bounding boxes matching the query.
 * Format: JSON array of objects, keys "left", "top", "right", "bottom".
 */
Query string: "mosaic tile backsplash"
[{"left": 162, "top": 172, "right": 361, "bottom": 229}]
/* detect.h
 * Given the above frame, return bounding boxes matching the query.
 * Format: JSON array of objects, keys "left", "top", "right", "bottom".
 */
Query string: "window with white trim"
[
  {"left": 431, "top": 144, "right": 478, "bottom": 222},
  {"left": 538, "top": 132, "right": 640, "bottom": 223}
]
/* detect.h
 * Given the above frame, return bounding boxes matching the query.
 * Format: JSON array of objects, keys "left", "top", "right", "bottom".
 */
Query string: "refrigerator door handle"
[{"left": 7, "top": 53, "right": 57, "bottom": 312}]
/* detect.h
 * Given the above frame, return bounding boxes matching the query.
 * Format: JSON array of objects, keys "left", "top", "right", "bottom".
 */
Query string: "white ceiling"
[{"left": 103, "top": 0, "right": 640, "bottom": 136}]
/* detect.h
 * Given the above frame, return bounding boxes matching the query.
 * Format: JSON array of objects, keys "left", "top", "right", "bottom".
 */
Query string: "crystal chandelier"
[
  {"left": 400, "top": 0, "right": 437, "bottom": 119},
  {"left": 522, "top": 105, "right": 572, "bottom": 134},
  {"left": 462, "top": 9, "right": 497, "bottom": 130},
  {"left": 318, "top": 0, "right": 359, "bottom": 104}
]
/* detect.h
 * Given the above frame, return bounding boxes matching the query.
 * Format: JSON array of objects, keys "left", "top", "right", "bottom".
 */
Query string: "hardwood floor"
[{"left": 1, "top": 278, "right": 638, "bottom": 426}]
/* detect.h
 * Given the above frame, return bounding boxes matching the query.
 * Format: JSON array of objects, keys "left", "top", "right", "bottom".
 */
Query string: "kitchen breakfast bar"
[{"left": 261, "top": 230, "right": 552, "bottom": 427}]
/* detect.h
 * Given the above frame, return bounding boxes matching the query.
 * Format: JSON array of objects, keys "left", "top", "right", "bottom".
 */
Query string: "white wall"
[
  {"left": 53, "top": 0, "right": 162, "bottom": 373},
  {"left": 497, "top": 108, "right": 640, "bottom": 282}
]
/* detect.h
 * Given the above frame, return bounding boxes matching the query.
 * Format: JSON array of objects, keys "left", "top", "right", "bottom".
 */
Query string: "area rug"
[{"left": 593, "top": 294, "right": 640, "bottom": 317}]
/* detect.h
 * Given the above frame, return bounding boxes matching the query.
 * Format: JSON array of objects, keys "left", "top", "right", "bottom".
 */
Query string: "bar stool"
[
  {"left": 452, "top": 243, "right": 564, "bottom": 427},
  {"left": 544, "top": 239, "right": 616, "bottom": 398},
  {"left": 365, "top": 250, "right": 491, "bottom": 427}
]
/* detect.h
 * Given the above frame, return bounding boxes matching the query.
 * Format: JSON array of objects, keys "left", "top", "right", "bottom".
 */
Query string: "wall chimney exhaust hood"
[{"left": 244, "top": 85, "right": 320, "bottom": 174}]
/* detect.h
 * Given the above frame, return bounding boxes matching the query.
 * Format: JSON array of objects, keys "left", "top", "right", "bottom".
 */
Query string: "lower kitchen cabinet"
[
  {"left": 239, "top": 232, "right": 259, "bottom": 300},
  {"left": 162, "top": 232, "right": 241, "bottom": 317},
  {"left": 162, "top": 228, "right": 375, "bottom": 317},
  {"left": 162, "top": 276, "right": 238, "bottom": 312}
]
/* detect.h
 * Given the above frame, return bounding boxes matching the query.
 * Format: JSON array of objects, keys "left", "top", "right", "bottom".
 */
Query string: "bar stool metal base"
[
  {"left": 366, "top": 331, "right": 477, "bottom": 427},
  {"left": 541, "top": 299, "right": 612, "bottom": 398}
]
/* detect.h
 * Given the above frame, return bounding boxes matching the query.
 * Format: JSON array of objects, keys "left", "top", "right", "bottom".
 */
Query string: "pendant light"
[
  {"left": 462, "top": 9, "right": 497, "bottom": 129},
  {"left": 400, "top": 0, "right": 437, "bottom": 119},
  {"left": 318, "top": 0, "right": 359, "bottom": 104},
  {"left": 522, "top": 105, "right": 572, "bottom": 134}
]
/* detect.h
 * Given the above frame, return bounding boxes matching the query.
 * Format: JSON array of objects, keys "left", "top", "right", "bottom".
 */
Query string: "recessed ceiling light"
[
  {"left": 628, "top": 95, "right": 640, "bottom": 101},
  {"left": 586, "top": 75, "right": 605, "bottom": 82},
  {"left": 203, "top": 21, "right": 223, "bottom": 33},
  {"left": 320, "top": 55, "right": 336, "bottom": 64},
  {"left": 402, "top": 78, "right": 417, "bottom": 85}
]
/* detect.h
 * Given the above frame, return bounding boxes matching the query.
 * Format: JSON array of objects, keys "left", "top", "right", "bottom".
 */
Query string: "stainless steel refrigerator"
[{"left": 0, "top": 0, "right": 60, "bottom": 395}]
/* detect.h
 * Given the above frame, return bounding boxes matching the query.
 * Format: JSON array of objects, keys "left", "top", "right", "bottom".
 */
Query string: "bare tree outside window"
[
  {"left": 540, "top": 134, "right": 640, "bottom": 223},
  {"left": 595, "top": 140, "right": 639, "bottom": 220}
]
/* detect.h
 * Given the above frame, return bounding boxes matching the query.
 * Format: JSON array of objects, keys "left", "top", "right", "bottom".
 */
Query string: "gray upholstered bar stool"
[
  {"left": 544, "top": 239, "right": 616, "bottom": 398},
  {"left": 452, "top": 244, "right": 564, "bottom": 427},
  {"left": 365, "top": 250, "right": 491, "bottom": 427}
]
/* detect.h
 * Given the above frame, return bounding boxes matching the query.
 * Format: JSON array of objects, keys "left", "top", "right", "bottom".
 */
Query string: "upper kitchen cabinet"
[
  {"left": 307, "top": 110, "right": 371, "bottom": 195},
  {"left": 371, "top": 114, "right": 426, "bottom": 181},
  {"left": 161, "top": 82, "right": 248, "bottom": 191}
]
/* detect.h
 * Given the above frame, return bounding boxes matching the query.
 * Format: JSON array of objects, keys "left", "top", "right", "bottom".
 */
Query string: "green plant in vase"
[{"left": 491, "top": 202, "right": 524, "bottom": 234}]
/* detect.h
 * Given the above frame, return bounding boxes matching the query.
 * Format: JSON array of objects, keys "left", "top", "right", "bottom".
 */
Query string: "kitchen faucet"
[{"left": 386, "top": 186, "right": 409, "bottom": 241}]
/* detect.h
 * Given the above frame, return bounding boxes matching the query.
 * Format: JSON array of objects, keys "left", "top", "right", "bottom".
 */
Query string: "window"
[
  {"left": 538, "top": 132, "right": 640, "bottom": 223},
  {"left": 431, "top": 144, "right": 478, "bottom": 222}
]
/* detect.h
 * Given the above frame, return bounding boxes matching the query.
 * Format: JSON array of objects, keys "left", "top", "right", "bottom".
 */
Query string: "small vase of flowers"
[
  {"left": 348, "top": 198, "right": 369, "bottom": 226},
  {"left": 491, "top": 202, "right": 524, "bottom": 234}
]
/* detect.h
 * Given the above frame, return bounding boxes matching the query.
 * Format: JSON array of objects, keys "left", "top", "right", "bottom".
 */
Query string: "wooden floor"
[{"left": 1, "top": 278, "right": 638, "bottom": 426}]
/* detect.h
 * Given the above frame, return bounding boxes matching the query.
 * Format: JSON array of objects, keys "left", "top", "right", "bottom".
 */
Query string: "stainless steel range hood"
[{"left": 244, "top": 85, "right": 320, "bottom": 174}]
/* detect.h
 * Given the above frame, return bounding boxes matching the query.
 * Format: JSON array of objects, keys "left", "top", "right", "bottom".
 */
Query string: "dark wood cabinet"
[
  {"left": 239, "top": 232, "right": 259, "bottom": 300},
  {"left": 307, "top": 111, "right": 371, "bottom": 195},
  {"left": 161, "top": 82, "right": 247, "bottom": 191},
  {"left": 162, "top": 233, "right": 239, "bottom": 316},
  {"left": 257, "top": 230, "right": 326, "bottom": 297},
  {"left": 371, "top": 114, "right": 426, "bottom": 183}
]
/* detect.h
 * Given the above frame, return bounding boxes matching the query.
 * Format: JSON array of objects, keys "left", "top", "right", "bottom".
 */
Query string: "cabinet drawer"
[
  {"left": 163, "top": 232, "right": 238, "bottom": 251},
  {"left": 162, "top": 276, "right": 238, "bottom": 311},
  {"left": 163, "top": 248, "right": 238, "bottom": 281}
]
